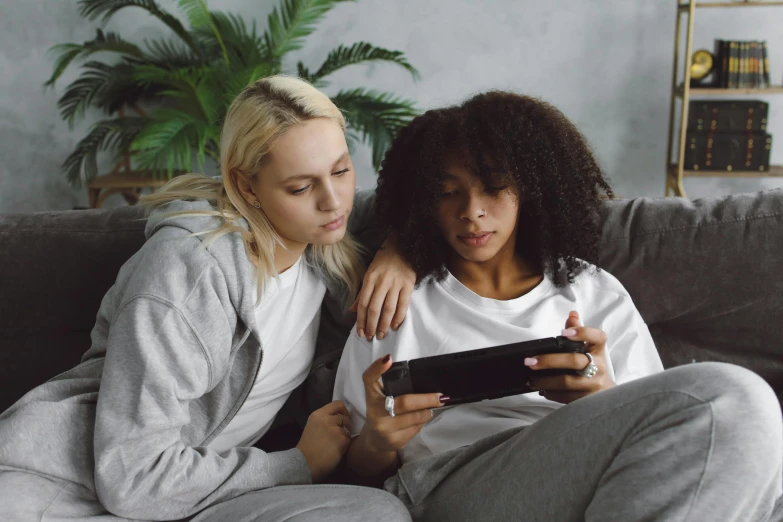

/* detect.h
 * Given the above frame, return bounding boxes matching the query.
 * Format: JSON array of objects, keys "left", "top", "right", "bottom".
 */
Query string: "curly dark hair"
[{"left": 375, "top": 91, "right": 613, "bottom": 285}]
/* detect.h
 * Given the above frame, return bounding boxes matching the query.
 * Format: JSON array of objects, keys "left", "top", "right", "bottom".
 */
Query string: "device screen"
[{"left": 409, "top": 351, "right": 531, "bottom": 402}]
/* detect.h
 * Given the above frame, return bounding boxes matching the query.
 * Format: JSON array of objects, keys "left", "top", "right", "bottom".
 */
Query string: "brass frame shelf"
[
  {"left": 678, "top": 1, "right": 783, "bottom": 8},
  {"left": 674, "top": 85, "right": 783, "bottom": 96},
  {"left": 669, "top": 164, "right": 783, "bottom": 177},
  {"left": 665, "top": 0, "right": 783, "bottom": 197}
]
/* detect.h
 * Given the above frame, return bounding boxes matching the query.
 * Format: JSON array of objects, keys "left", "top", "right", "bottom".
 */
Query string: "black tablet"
[{"left": 381, "top": 336, "right": 587, "bottom": 405}]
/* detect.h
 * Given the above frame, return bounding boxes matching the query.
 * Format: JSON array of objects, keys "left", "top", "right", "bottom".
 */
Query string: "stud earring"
[{"left": 252, "top": 200, "right": 261, "bottom": 208}]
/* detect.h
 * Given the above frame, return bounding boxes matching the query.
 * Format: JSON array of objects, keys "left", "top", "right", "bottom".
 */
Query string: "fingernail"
[
  {"left": 368, "top": 334, "right": 374, "bottom": 341},
  {"left": 357, "top": 329, "right": 364, "bottom": 338},
  {"left": 382, "top": 354, "right": 391, "bottom": 363},
  {"left": 377, "top": 332, "right": 385, "bottom": 340},
  {"left": 438, "top": 395, "right": 450, "bottom": 404},
  {"left": 391, "top": 322, "right": 399, "bottom": 330},
  {"left": 562, "top": 328, "right": 577, "bottom": 337},
  {"left": 524, "top": 357, "right": 538, "bottom": 366},
  {"left": 569, "top": 310, "right": 579, "bottom": 317}
]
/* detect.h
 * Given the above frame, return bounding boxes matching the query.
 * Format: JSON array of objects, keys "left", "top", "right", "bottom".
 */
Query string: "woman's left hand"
[
  {"left": 526, "top": 311, "right": 616, "bottom": 404},
  {"left": 351, "top": 236, "right": 416, "bottom": 341}
]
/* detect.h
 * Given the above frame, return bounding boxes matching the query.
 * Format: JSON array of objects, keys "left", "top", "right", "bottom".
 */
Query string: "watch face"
[{"left": 691, "top": 50, "right": 714, "bottom": 80}]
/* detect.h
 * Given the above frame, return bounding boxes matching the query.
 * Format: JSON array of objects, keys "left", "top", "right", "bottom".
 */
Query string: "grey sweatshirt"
[{"left": 0, "top": 190, "right": 377, "bottom": 520}]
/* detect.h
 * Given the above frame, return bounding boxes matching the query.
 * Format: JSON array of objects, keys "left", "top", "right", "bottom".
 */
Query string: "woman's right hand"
[
  {"left": 359, "top": 355, "right": 443, "bottom": 454},
  {"left": 296, "top": 400, "right": 351, "bottom": 483}
]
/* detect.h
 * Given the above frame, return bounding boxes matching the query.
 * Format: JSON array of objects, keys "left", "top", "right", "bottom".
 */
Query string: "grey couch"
[{"left": 1, "top": 189, "right": 782, "bottom": 518}]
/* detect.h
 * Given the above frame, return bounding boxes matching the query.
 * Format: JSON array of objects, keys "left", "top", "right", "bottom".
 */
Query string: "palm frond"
[
  {"left": 264, "top": 0, "right": 354, "bottom": 61},
  {"left": 296, "top": 60, "right": 328, "bottom": 88},
  {"left": 133, "top": 64, "right": 221, "bottom": 123},
  {"left": 45, "top": 45, "right": 84, "bottom": 89},
  {"left": 177, "top": 0, "right": 229, "bottom": 64},
  {"left": 220, "top": 63, "right": 277, "bottom": 108},
  {"left": 61, "top": 116, "right": 146, "bottom": 186},
  {"left": 142, "top": 38, "right": 201, "bottom": 68},
  {"left": 44, "top": 29, "right": 144, "bottom": 87},
  {"left": 331, "top": 89, "right": 419, "bottom": 170},
  {"left": 57, "top": 61, "right": 161, "bottom": 125},
  {"left": 133, "top": 63, "right": 203, "bottom": 91},
  {"left": 131, "top": 109, "right": 219, "bottom": 175},
  {"left": 77, "top": 0, "right": 199, "bottom": 55},
  {"left": 56, "top": 61, "right": 118, "bottom": 126},
  {"left": 312, "top": 42, "right": 420, "bottom": 81},
  {"left": 197, "top": 11, "right": 265, "bottom": 66},
  {"left": 95, "top": 62, "right": 162, "bottom": 114}
]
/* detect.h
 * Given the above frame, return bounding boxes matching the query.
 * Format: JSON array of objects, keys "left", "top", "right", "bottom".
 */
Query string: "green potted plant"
[{"left": 47, "top": 0, "right": 420, "bottom": 187}]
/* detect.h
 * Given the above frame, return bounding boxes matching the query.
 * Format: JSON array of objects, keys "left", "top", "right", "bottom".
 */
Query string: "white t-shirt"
[
  {"left": 209, "top": 256, "right": 326, "bottom": 452},
  {"left": 333, "top": 266, "right": 664, "bottom": 464}
]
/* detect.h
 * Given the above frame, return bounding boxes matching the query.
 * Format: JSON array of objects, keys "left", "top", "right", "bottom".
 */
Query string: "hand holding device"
[{"left": 381, "top": 336, "right": 587, "bottom": 406}]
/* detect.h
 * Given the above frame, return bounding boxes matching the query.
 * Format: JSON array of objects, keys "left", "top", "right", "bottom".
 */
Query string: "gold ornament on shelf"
[{"left": 691, "top": 49, "right": 714, "bottom": 81}]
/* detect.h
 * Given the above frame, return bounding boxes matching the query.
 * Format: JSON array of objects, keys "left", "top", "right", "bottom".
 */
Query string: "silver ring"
[
  {"left": 337, "top": 413, "right": 344, "bottom": 427},
  {"left": 384, "top": 395, "right": 395, "bottom": 417},
  {"left": 578, "top": 352, "right": 599, "bottom": 379}
]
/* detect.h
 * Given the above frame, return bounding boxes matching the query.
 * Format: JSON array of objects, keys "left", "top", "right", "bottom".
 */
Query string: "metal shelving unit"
[{"left": 665, "top": 0, "right": 783, "bottom": 197}]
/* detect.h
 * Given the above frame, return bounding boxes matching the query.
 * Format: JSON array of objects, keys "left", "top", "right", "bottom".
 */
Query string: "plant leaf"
[
  {"left": 219, "top": 63, "right": 277, "bottom": 108},
  {"left": 142, "top": 38, "right": 201, "bottom": 68},
  {"left": 133, "top": 64, "right": 221, "bottom": 123},
  {"left": 131, "top": 109, "right": 218, "bottom": 176},
  {"left": 331, "top": 88, "right": 419, "bottom": 170},
  {"left": 77, "top": 0, "right": 200, "bottom": 56},
  {"left": 61, "top": 116, "right": 146, "bottom": 186},
  {"left": 177, "top": 0, "right": 229, "bottom": 65},
  {"left": 44, "top": 29, "right": 145, "bottom": 87},
  {"left": 264, "top": 0, "right": 355, "bottom": 60},
  {"left": 57, "top": 61, "right": 117, "bottom": 126},
  {"left": 313, "top": 42, "right": 420, "bottom": 81},
  {"left": 197, "top": 11, "right": 265, "bottom": 66}
]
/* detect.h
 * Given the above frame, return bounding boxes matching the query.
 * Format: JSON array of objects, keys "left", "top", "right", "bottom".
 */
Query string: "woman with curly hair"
[{"left": 333, "top": 91, "right": 782, "bottom": 521}]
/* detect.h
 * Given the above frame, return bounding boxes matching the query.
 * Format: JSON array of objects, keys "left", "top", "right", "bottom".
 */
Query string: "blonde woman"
[{"left": 0, "top": 76, "right": 413, "bottom": 521}]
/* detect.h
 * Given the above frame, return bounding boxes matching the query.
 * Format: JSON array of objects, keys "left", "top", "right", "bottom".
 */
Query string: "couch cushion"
[
  {"left": 0, "top": 206, "right": 146, "bottom": 411},
  {"left": 599, "top": 188, "right": 783, "bottom": 403}
]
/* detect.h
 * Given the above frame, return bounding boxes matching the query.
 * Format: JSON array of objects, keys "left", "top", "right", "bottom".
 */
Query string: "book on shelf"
[
  {"left": 763, "top": 41, "right": 771, "bottom": 86},
  {"left": 685, "top": 100, "right": 773, "bottom": 172},
  {"left": 710, "top": 39, "right": 770, "bottom": 89}
]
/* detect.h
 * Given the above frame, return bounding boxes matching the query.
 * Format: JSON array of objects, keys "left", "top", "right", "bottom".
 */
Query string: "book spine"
[
  {"left": 756, "top": 41, "right": 763, "bottom": 88},
  {"left": 721, "top": 40, "right": 729, "bottom": 87},
  {"left": 741, "top": 41, "right": 748, "bottom": 89},
  {"left": 740, "top": 42, "right": 750, "bottom": 89},
  {"left": 762, "top": 41, "right": 770, "bottom": 87},
  {"left": 730, "top": 41, "right": 738, "bottom": 88},
  {"left": 757, "top": 41, "right": 763, "bottom": 88}
]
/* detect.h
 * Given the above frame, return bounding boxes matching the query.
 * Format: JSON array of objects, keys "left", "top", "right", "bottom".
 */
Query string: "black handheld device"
[{"left": 381, "top": 336, "right": 587, "bottom": 406}]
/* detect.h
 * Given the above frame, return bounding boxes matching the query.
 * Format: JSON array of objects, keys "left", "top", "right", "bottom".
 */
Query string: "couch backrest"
[
  {"left": 599, "top": 189, "right": 783, "bottom": 404},
  {"left": 0, "top": 206, "right": 147, "bottom": 410},
  {"left": 1, "top": 190, "right": 781, "bottom": 412}
]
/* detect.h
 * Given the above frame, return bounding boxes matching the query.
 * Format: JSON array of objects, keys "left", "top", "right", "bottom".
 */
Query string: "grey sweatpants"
[
  {"left": 0, "top": 472, "right": 409, "bottom": 522},
  {"left": 383, "top": 362, "right": 783, "bottom": 522}
]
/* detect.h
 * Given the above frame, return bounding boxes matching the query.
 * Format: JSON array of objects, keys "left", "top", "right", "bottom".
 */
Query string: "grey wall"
[{"left": 2, "top": 0, "right": 783, "bottom": 212}]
